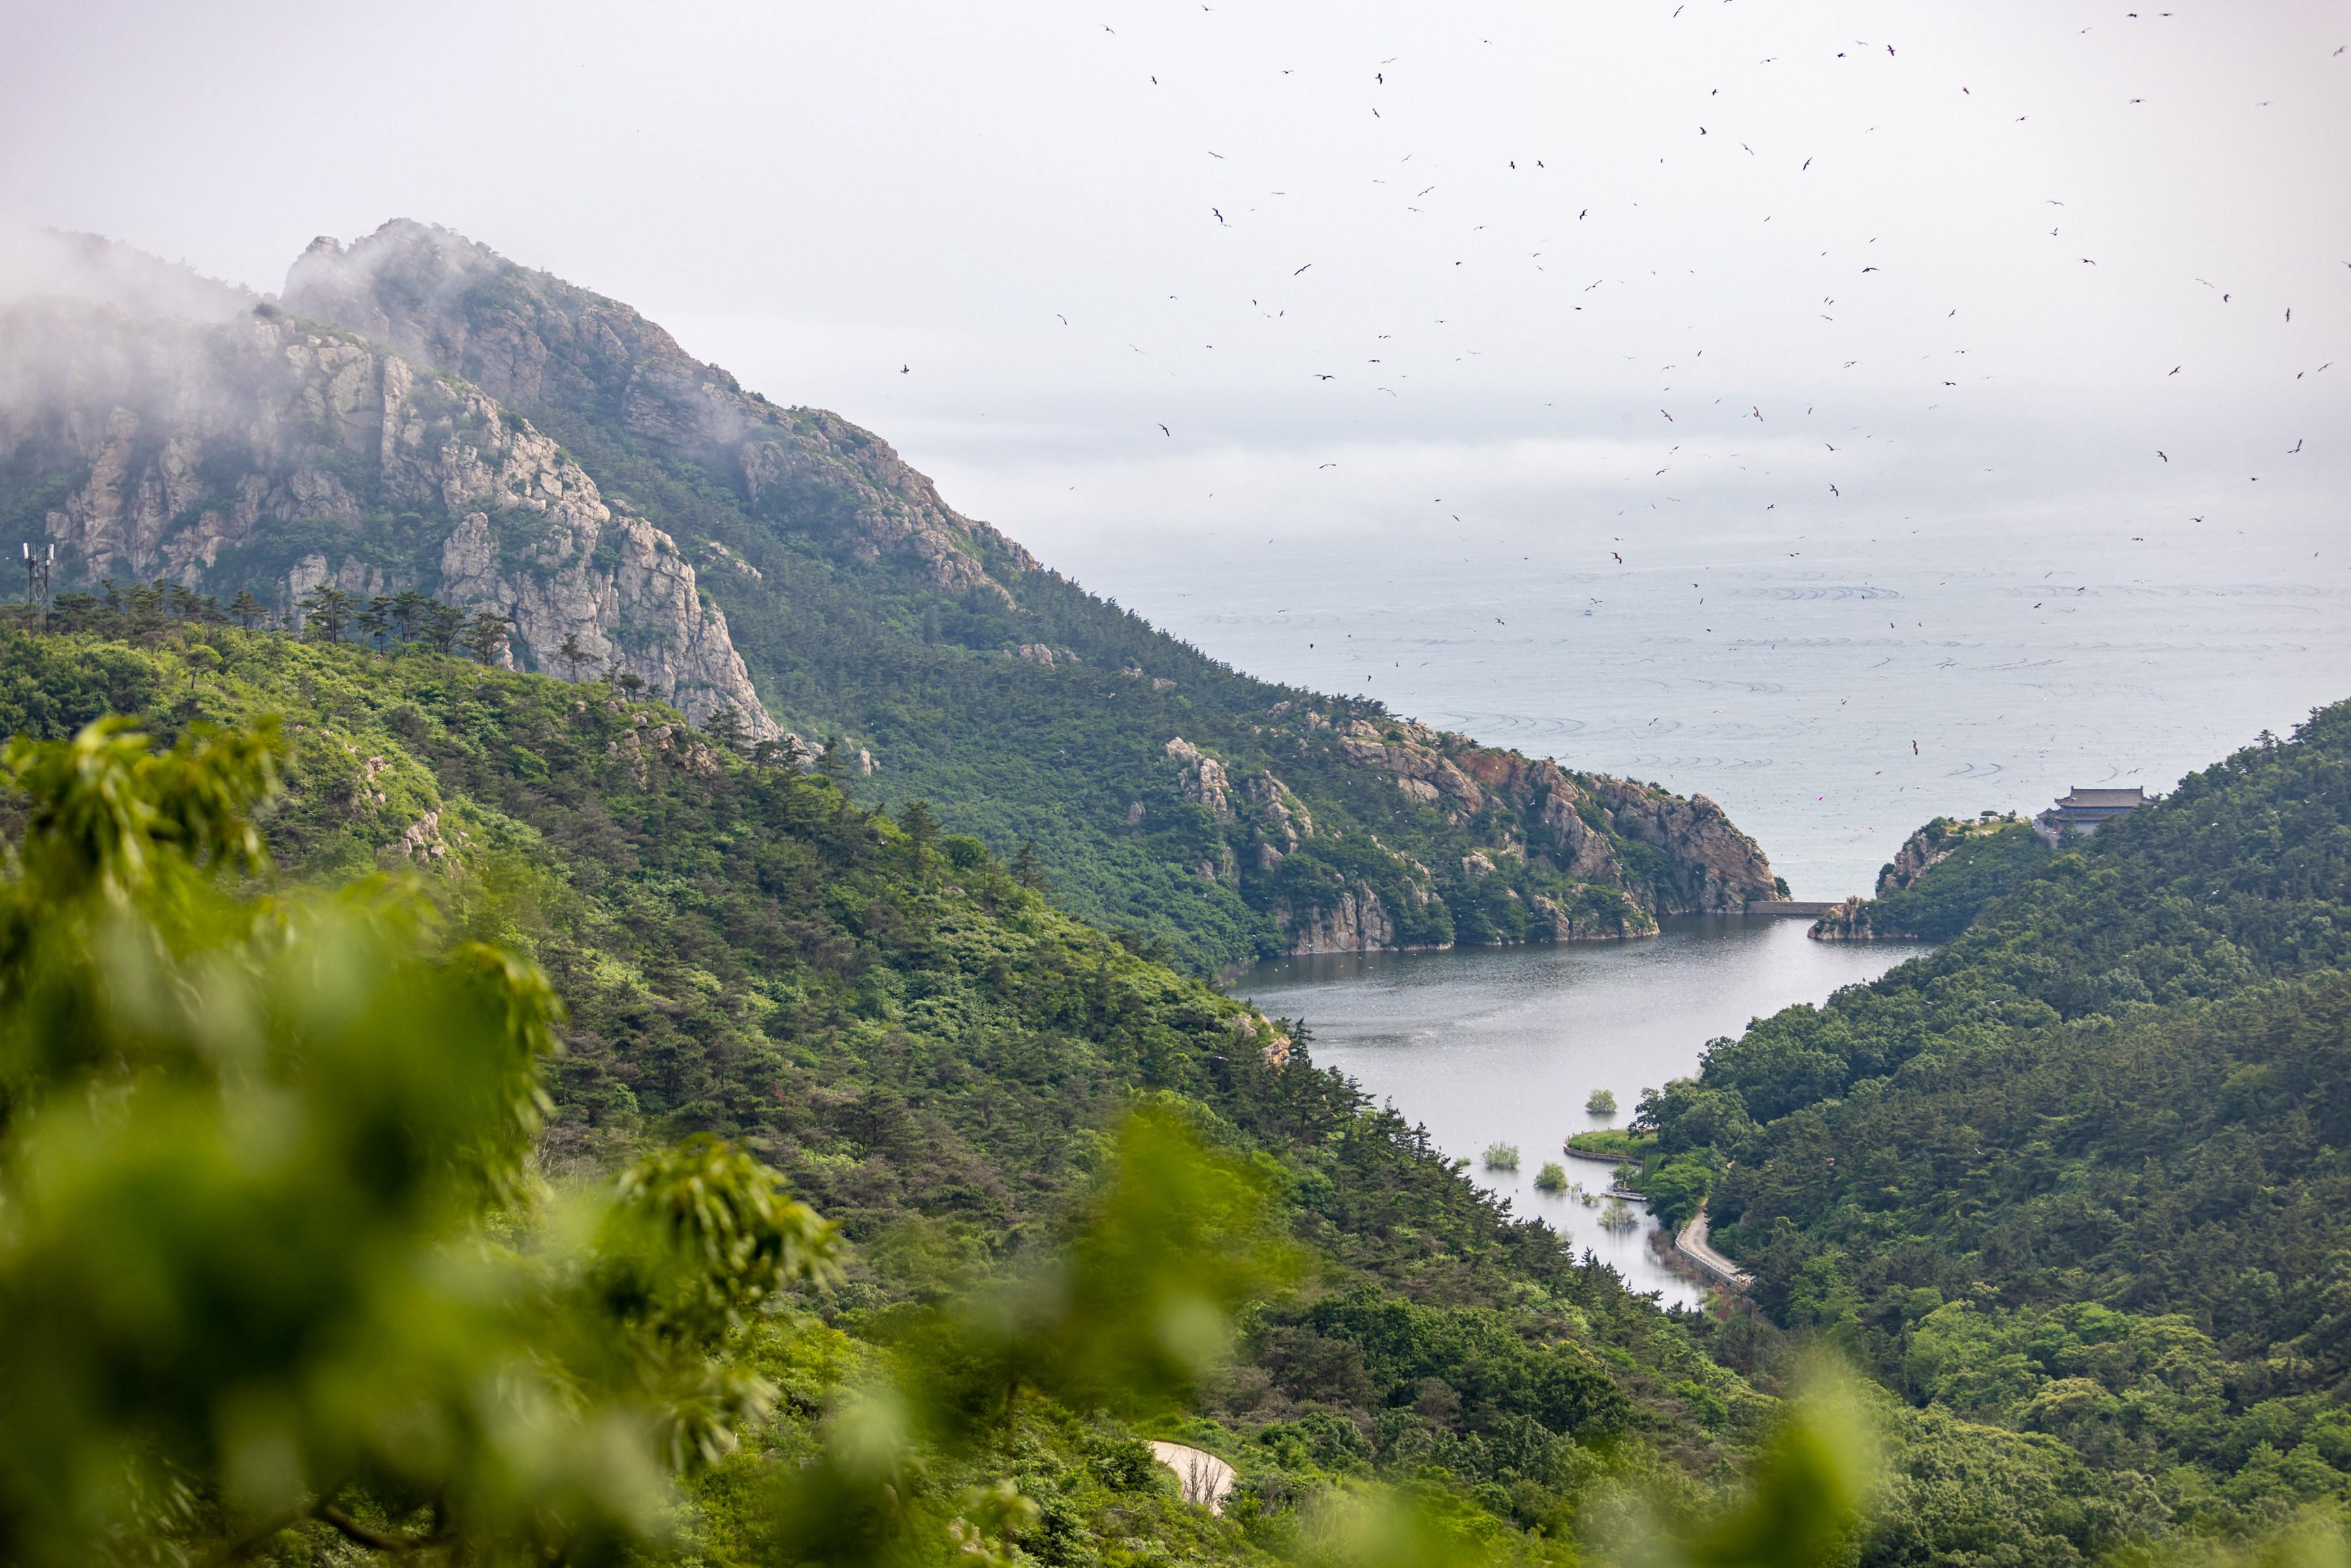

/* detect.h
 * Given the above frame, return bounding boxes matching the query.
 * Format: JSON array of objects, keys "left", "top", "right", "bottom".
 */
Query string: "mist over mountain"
[{"left": 0, "top": 219, "right": 1782, "bottom": 972}]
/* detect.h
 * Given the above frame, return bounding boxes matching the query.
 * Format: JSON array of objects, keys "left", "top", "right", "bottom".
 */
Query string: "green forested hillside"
[
  {"left": 0, "top": 613, "right": 2258, "bottom": 1566},
  {"left": 1811, "top": 815, "right": 2050, "bottom": 942},
  {"left": 0, "top": 224, "right": 1780, "bottom": 977},
  {"left": 0, "top": 618, "right": 1723, "bottom": 1552},
  {"left": 1645, "top": 704, "right": 2351, "bottom": 1529}
]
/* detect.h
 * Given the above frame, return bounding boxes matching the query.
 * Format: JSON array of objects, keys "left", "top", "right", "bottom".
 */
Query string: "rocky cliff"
[
  {"left": 1162, "top": 714, "right": 1779, "bottom": 955},
  {"left": 1, "top": 219, "right": 1791, "bottom": 972},
  {"left": 281, "top": 221, "right": 1036, "bottom": 600},
  {"left": 0, "top": 294, "right": 775, "bottom": 737},
  {"left": 1810, "top": 814, "right": 2035, "bottom": 943}
]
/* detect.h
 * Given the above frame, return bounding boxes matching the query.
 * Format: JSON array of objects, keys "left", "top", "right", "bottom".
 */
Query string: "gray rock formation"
[
  {"left": 1170, "top": 723, "right": 1776, "bottom": 955},
  {"left": 1164, "top": 737, "right": 1233, "bottom": 820},
  {"left": 1588, "top": 778, "right": 1778, "bottom": 913},
  {"left": 1272, "top": 882, "right": 1401, "bottom": 953},
  {"left": 0, "top": 294, "right": 775, "bottom": 738},
  {"left": 281, "top": 221, "right": 1037, "bottom": 600}
]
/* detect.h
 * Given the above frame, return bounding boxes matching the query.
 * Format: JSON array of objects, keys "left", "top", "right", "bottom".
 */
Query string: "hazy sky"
[{"left": 6, "top": 1, "right": 2344, "bottom": 551}]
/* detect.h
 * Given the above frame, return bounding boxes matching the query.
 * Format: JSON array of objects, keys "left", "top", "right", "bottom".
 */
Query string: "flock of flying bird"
[
  {"left": 884, "top": 12, "right": 2337, "bottom": 582},
  {"left": 883, "top": 12, "right": 2339, "bottom": 805}
]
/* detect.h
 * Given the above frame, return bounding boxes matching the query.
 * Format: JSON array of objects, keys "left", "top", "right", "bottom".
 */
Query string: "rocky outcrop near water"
[
  {"left": 1810, "top": 814, "right": 2032, "bottom": 942},
  {"left": 1810, "top": 895, "right": 1900, "bottom": 941},
  {"left": 1168, "top": 715, "right": 1779, "bottom": 955},
  {"left": 1271, "top": 882, "right": 1399, "bottom": 953},
  {"left": 0, "top": 295, "right": 775, "bottom": 737},
  {"left": 282, "top": 221, "right": 1036, "bottom": 601},
  {"left": 1588, "top": 775, "right": 1780, "bottom": 913},
  {"left": 1876, "top": 824, "right": 1960, "bottom": 897},
  {"left": 1810, "top": 831, "right": 1947, "bottom": 940}
]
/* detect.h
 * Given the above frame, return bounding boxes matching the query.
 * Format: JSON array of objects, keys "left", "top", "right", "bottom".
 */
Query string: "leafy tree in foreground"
[{"left": 0, "top": 718, "right": 837, "bottom": 1563}]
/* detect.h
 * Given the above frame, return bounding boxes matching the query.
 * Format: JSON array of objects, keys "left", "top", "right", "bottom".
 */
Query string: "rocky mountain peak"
[
  {"left": 0, "top": 289, "right": 777, "bottom": 740},
  {"left": 283, "top": 219, "right": 1034, "bottom": 598}
]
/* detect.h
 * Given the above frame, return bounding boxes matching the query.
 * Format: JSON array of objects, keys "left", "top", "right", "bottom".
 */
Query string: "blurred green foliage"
[{"left": 0, "top": 628, "right": 2342, "bottom": 1567}]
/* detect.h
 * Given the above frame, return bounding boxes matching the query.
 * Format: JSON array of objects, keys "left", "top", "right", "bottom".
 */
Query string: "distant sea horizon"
[{"left": 1032, "top": 510, "right": 2348, "bottom": 897}]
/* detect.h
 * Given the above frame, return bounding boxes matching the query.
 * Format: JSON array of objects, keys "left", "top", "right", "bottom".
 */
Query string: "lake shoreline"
[{"left": 1241, "top": 916, "right": 1930, "bottom": 1309}]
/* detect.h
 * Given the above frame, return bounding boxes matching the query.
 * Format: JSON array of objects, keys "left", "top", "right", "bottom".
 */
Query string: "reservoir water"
[{"left": 1238, "top": 916, "right": 1930, "bottom": 1309}]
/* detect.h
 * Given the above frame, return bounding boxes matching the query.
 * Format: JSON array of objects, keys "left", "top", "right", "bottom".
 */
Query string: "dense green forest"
[
  {"left": 1644, "top": 705, "right": 2351, "bottom": 1532},
  {"left": 1811, "top": 816, "right": 2051, "bottom": 942},
  {"left": 8, "top": 615, "right": 2326, "bottom": 1564}
]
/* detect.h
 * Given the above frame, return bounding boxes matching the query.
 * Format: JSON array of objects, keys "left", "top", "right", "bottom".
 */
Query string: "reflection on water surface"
[{"left": 1239, "top": 916, "right": 1929, "bottom": 1307}]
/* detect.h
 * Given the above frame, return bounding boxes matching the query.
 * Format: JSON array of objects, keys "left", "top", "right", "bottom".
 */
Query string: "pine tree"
[
  {"left": 557, "top": 632, "right": 592, "bottom": 682},
  {"left": 391, "top": 588, "right": 430, "bottom": 642},
  {"left": 364, "top": 595, "right": 396, "bottom": 652},
  {"left": 463, "top": 608, "right": 512, "bottom": 665},
  {"left": 298, "top": 584, "right": 354, "bottom": 643},
  {"left": 228, "top": 590, "right": 261, "bottom": 630},
  {"left": 705, "top": 704, "right": 744, "bottom": 750},
  {"left": 424, "top": 601, "right": 466, "bottom": 654},
  {"left": 899, "top": 799, "right": 938, "bottom": 882}
]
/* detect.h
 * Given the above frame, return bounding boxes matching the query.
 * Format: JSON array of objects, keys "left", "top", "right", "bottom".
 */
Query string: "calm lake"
[{"left": 1238, "top": 916, "right": 1929, "bottom": 1308}]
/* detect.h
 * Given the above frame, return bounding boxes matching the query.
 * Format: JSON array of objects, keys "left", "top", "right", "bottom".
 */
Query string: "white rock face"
[
  {"left": 283, "top": 221, "right": 1039, "bottom": 603},
  {"left": 1272, "top": 883, "right": 1399, "bottom": 953},
  {"left": 1147, "top": 1443, "right": 1236, "bottom": 1513},
  {"left": 0, "top": 299, "right": 776, "bottom": 738},
  {"left": 1164, "top": 737, "right": 1233, "bottom": 820}
]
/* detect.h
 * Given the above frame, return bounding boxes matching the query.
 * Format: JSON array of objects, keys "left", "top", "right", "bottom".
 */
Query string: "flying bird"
[
  {"left": 1294, "top": 263, "right": 1312, "bottom": 275},
  {"left": 1159, "top": 423, "right": 1171, "bottom": 436}
]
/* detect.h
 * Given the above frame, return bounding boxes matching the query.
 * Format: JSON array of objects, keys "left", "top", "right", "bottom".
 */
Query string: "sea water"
[
  {"left": 1078, "top": 510, "right": 2335, "bottom": 1299},
  {"left": 1052, "top": 514, "right": 2348, "bottom": 898}
]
